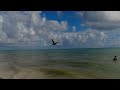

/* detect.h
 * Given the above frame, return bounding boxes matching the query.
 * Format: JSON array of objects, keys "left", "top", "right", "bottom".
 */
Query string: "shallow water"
[{"left": 0, "top": 48, "right": 120, "bottom": 79}]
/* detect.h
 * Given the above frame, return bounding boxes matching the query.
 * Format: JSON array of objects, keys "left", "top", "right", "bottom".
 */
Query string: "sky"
[{"left": 0, "top": 11, "right": 120, "bottom": 50}]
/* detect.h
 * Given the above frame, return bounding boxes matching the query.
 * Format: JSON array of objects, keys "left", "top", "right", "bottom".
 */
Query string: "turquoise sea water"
[{"left": 0, "top": 48, "right": 120, "bottom": 79}]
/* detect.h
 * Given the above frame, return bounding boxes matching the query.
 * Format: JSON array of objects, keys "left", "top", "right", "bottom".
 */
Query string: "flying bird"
[{"left": 52, "top": 39, "right": 59, "bottom": 45}]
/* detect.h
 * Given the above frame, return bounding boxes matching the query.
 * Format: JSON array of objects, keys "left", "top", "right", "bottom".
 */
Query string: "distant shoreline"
[{"left": 0, "top": 47, "right": 119, "bottom": 51}]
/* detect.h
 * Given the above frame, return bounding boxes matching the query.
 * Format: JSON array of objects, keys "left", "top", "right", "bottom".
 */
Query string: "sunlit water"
[{"left": 0, "top": 48, "right": 120, "bottom": 79}]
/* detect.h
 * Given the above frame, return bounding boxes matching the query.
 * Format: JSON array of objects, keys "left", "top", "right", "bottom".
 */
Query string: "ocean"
[{"left": 0, "top": 48, "right": 120, "bottom": 79}]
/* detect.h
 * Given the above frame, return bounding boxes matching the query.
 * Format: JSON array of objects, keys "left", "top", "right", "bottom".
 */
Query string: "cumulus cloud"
[
  {"left": 0, "top": 11, "right": 69, "bottom": 48},
  {"left": 49, "top": 29, "right": 108, "bottom": 48},
  {"left": 47, "top": 20, "right": 68, "bottom": 31},
  {"left": 76, "top": 11, "right": 120, "bottom": 30},
  {"left": 0, "top": 11, "right": 109, "bottom": 49},
  {"left": 72, "top": 26, "right": 76, "bottom": 32},
  {"left": 56, "top": 11, "right": 63, "bottom": 18}
]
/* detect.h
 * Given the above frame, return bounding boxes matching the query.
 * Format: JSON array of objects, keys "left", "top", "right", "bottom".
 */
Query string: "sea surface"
[{"left": 0, "top": 48, "right": 120, "bottom": 79}]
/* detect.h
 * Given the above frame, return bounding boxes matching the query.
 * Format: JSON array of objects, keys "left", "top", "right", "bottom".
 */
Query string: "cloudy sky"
[{"left": 0, "top": 11, "right": 120, "bottom": 49}]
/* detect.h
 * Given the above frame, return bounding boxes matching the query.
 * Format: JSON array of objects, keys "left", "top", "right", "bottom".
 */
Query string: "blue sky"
[
  {"left": 42, "top": 11, "right": 87, "bottom": 32},
  {"left": 0, "top": 11, "right": 120, "bottom": 49}
]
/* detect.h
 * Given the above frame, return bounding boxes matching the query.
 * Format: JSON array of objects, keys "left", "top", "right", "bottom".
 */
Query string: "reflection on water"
[{"left": 0, "top": 49, "right": 120, "bottom": 79}]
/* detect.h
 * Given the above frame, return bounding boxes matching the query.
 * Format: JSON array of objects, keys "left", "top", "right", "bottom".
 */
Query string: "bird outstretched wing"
[
  {"left": 52, "top": 39, "right": 59, "bottom": 45},
  {"left": 52, "top": 39, "right": 54, "bottom": 43},
  {"left": 52, "top": 39, "right": 55, "bottom": 44},
  {"left": 55, "top": 42, "right": 59, "bottom": 44}
]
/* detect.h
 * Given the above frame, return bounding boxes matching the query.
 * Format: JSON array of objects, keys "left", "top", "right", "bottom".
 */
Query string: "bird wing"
[
  {"left": 52, "top": 39, "right": 55, "bottom": 43},
  {"left": 55, "top": 42, "right": 59, "bottom": 44}
]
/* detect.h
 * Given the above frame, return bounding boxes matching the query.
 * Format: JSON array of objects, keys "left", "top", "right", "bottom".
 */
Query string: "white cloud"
[
  {"left": 72, "top": 26, "right": 76, "bottom": 32},
  {"left": 0, "top": 15, "right": 3, "bottom": 23},
  {"left": 0, "top": 11, "right": 109, "bottom": 49},
  {"left": 77, "top": 11, "right": 120, "bottom": 30},
  {"left": 47, "top": 20, "right": 68, "bottom": 31},
  {"left": 53, "top": 29, "right": 108, "bottom": 48},
  {"left": 0, "top": 11, "right": 70, "bottom": 49},
  {"left": 56, "top": 11, "right": 63, "bottom": 18},
  {"left": 0, "top": 30, "right": 8, "bottom": 42}
]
